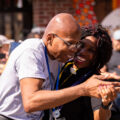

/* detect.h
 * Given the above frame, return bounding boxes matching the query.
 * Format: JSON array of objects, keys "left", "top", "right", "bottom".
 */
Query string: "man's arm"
[
  {"left": 20, "top": 75, "right": 120, "bottom": 113},
  {"left": 20, "top": 77, "right": 86, "bottom": 113}
]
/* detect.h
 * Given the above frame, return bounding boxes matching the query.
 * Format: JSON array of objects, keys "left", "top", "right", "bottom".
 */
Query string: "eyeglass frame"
[{"left": 53, "top": 33, "right": 81, "bottom": 49}]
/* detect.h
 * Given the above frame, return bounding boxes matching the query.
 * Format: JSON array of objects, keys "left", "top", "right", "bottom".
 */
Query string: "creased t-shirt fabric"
[{"left": 0, "top": 38, "right": 60, "bottom": 120}]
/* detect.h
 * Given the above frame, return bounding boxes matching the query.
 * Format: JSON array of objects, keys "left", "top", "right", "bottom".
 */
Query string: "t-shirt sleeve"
[
  {"left": 16, "top": 48, "right": 47, "bottom": 80},
  {"left": 91, "top": 97, "right": 102, "bottom": 111}
]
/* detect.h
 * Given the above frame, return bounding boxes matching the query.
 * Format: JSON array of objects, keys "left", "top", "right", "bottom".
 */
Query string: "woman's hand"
[
  {"left": 98, "top": 85, "right": 117, "bottom": 106},
  {"left": 82, "top": 74, "right": 120, "bottom": 98},
  {"left": 94, "top": 84, "right": 118, "bottom": 120},
  {"left": 101, "top": 72, "right": 120, "bottom": 80}
]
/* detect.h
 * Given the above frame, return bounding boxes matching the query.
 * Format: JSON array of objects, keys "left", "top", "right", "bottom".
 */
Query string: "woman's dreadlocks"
[{"left": 81, "top": 25, "right": 113, "bottom": 69}]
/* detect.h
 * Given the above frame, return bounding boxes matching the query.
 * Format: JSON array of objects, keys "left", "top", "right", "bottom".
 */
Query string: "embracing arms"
[{"left": 20, "top": 74, "right": 120, "bottom": 113}]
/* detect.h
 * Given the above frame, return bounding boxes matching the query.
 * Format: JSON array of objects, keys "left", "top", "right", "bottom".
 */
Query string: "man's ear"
[{"left": 46, "top": 34, "right": 54, "bottom": 46}]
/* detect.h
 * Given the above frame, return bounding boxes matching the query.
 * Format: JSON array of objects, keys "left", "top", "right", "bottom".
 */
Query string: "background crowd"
[{"left": 0, "top": 1, "right": 120, "bottom": 120}]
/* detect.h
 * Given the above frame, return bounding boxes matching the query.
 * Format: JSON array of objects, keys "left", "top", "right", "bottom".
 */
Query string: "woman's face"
[
  {"left": 74, "top": 36, "right": 97, "bottom": 69},
  {"left": 112, "top": 39, "right": 120, "bottom": 51}
]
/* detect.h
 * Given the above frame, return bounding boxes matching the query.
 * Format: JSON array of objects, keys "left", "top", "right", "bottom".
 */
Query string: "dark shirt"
[
  {"left": 57, "top": 61, "right": 101, "bottom": 120},
  {"left": 107, "top": 50, "right": 120, "bottom": 75},
  {"left": 60, "top": 96, "right": 93, "bottom": 120}
]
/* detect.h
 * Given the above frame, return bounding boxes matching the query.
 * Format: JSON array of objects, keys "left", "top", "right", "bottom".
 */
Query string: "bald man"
[{"left": 0, "top": 13, "right": 120, "bottom": 120}]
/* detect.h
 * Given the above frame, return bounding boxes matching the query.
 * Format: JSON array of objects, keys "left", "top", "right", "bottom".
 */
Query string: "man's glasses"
[{"left": 53, "top": 34, "right": 81, "bottom": 49}]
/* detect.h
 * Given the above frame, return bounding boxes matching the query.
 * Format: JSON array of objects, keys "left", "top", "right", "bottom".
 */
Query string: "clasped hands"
[
  {"left": 83, "top": 72, "right": 120, "bottom": 106},
  {"left": 99, "top": 72, "right": 120, "bottom": 106}
]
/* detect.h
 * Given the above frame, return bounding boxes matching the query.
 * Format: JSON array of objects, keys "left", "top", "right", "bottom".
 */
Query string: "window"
[{"left": 0, "top": 0, "right": 32, "bottom": 40}]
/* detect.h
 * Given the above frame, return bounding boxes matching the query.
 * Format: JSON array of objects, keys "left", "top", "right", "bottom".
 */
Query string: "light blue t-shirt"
[{"left": 0, "top": 38, "right": 60, "bottom": 120}]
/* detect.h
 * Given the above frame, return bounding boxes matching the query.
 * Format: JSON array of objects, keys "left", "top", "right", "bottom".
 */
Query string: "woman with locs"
[{"left": 51, "top": 25, "right": 119, "bottom": 120}]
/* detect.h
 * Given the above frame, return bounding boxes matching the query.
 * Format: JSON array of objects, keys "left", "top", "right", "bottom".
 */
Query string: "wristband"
[{"left": 101, "top": 102, "right": 113, "bottom": 110}]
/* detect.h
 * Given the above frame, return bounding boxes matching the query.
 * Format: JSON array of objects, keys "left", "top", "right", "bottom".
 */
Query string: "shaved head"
[
  {"left": 43, "top": 13, "right": 80, "bottom": 39},
  {"left": 42, "top": 13, "right": 81, "bottom": 62}
]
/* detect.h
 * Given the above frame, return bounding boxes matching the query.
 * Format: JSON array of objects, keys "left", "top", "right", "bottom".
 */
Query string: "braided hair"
[{"left": 80, "top": 25, "right": 113, "bottom": 70}]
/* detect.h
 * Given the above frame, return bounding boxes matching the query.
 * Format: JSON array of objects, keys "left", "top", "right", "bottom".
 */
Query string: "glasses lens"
[{"left": 76, "top": 42, "right": 82, "bottom": 49}]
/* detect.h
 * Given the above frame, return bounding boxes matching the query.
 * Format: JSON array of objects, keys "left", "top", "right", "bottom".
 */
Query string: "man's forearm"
[
  {"left": 21, "top": 75, "right": 120, "bottom": 113},
  {"left": 22, "top": 84, "right": 86, "bottom": 113}
]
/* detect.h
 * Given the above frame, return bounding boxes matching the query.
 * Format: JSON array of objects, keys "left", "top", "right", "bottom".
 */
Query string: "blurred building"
[
  {"left": 0, "top": 0, "right": 32, "bottom": 40},
  {"left": 0, "top": 0, "right": 120, "bottom": 41}
]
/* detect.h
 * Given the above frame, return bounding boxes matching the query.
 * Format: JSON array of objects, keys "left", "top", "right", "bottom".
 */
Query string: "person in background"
[
  {"left": 106, "top": 28, "right": 120, "bottom": 120},
  {"left": 0, "top": 13, "right": 120, "bottom": 120},
  {"left": 52, "top": 25, "right": 118, "bottom": 120},
  {"left": 27, "top": 27, "right": 45, "bottom": 39},
  {"left": 107, "top": 28, "right": 120, "bottom": 74},
  {"left": 0, "top": 41, "right": 7, "bottom": 62},
  {"left": 0, "top": 35, "right": 12, "bottom": 75},
  {"left": 0, "top": 40, "right": 6, "bottom": 75},
  {"left": 26, "top": 32, "right": 41, "bottom": 39}
]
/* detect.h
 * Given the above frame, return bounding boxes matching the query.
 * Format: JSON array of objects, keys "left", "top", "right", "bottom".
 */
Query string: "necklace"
[{"left": 70, "top": 65, "right": 78, "bottom": 75}]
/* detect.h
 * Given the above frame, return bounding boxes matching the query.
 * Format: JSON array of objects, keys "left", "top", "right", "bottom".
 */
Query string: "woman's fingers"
[{"left": 98, "top": 85, "right": 118, "bottom": 105}]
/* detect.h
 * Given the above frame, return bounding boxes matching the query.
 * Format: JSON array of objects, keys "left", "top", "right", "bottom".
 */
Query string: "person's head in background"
[
  {"left": 0, "top": 41, "right": 6, "bottom": 60},
  {"left": 74, "top": 25, "right": 112, "bottom": 71},
  {"left": 112, "top": 27, "right": 120, "bottom": 51},
  {"left": 27, "top": 32, "right": 41, "bottom": 39},
  {"left": 27, "top": 27, "right": 46, "bottom": 39},
  {"left": 42, "top": 13, "right": 81, "bottom": 63},
  {"left": 0, "top": 40, "right": 3, "bottom": 52},
  {"left": 0, "top": 35, "right": 13, "bottom": 62}
]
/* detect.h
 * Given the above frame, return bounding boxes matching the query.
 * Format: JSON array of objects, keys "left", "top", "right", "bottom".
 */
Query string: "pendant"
[
  {"left": 70, "top": 67, "right": 77, "bottom": 75},
  {"left": 52, "top": 109, "right": 61, "bottom": 119}
]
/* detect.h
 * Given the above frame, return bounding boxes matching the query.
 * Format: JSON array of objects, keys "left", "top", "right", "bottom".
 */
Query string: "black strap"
[{"left": 42, "top": 110, "right": 49, "bottom": 120}]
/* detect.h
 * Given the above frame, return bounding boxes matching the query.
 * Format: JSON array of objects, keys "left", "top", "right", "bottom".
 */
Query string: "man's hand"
[{"left": 82, "top": 74, "right": 120, "bottom": 98}]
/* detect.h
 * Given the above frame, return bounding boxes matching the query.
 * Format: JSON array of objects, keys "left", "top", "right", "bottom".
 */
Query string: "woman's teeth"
[{"left": 77, "top": 56, "right": 86, "bottom": 62}]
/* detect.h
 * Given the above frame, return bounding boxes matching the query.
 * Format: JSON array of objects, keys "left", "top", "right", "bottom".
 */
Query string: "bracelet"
[{"left": 101, "top": 102, "right": 113, "bottom": 110}]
